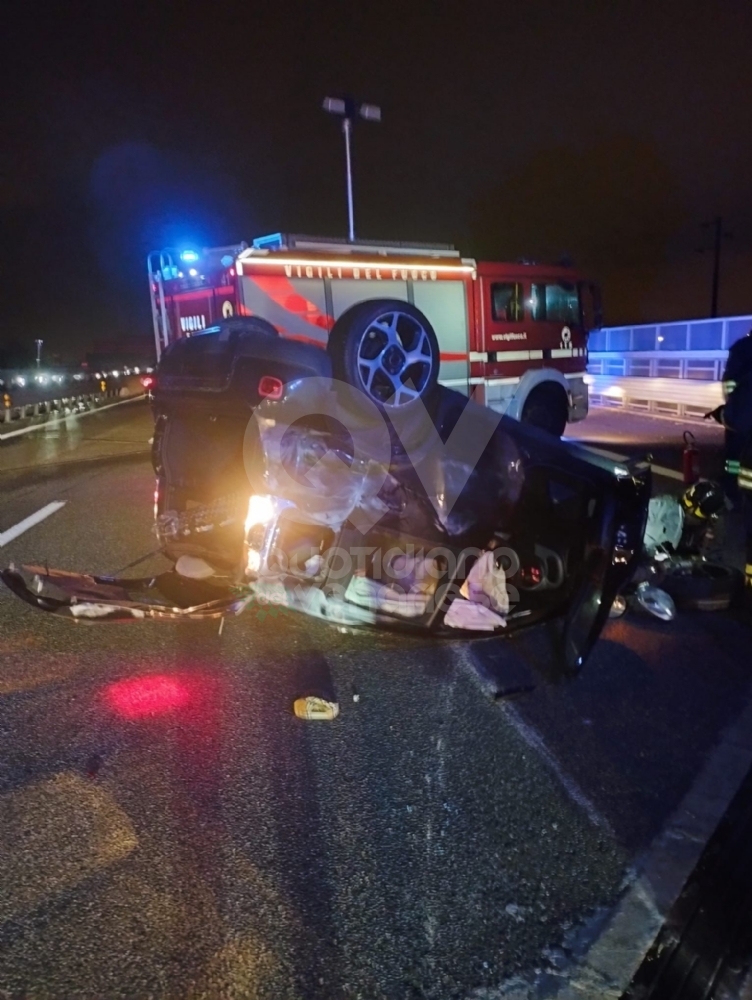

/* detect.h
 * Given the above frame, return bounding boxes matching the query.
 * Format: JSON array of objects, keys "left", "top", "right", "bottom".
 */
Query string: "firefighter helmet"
[{"left": 680, "top": 479, "right": 725, "bottom": 520}]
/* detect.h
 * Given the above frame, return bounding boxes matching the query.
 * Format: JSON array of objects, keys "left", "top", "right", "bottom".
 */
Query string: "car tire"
[
  {"left": 660, "top": 561, "right": 743, "bottom": 611},
  {"left": 327, "top": 299, "right": 440, "bottom": 411},
  {"left": 521, "top": 383, "right": 568, "bottom": 437}
]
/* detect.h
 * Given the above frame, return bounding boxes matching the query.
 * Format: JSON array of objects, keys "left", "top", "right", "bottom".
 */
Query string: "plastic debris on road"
[
  {"left": 635, "top": 582, "right": 676, "bottom": 621},
  {"left": 70, "top": 603, "right": 146, "bottom": 619},
  {"left": 175, "top": 555, "right": 216, "bottom": 580},
  {"left": 444, "top": 598, "right": 506, "bottom": 631},
  {"left": 293, "top": 696, "right": 340, "bottom": 720}
]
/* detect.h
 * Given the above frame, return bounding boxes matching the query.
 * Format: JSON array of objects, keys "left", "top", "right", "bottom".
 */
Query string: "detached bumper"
[{"left": 0, "top": 564, "right": 251, "bottom": 622}]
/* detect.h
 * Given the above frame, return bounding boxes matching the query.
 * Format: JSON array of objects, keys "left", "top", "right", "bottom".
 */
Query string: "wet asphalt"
[{"left": 0, "top": 405, "right": 749, "bottom": 998}]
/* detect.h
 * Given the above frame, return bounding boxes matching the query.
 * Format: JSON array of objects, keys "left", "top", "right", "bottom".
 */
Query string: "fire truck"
[{"left": 148, "top": 234, "right": 600, "bottom": 435}]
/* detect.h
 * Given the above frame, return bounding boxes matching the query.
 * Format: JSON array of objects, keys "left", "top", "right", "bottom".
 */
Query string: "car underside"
[{"left": 1, "top": 319, "right": 650, "bottom": 675}]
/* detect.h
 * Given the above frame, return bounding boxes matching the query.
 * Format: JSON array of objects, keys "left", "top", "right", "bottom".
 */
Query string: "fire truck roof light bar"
[
  {"left": 249, "top": 233, "right": 460, "bottom": 257},
  {"left": 235, "top": 256, "right": 476, "bottom": 275}
]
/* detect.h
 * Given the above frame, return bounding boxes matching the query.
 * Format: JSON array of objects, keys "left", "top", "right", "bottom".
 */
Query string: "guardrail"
[
  {"left": 587, "top": 352, "right": 724, "bottom": 420},
  {"left": 586, "top": 314, "right": 752, "bottom": 421},
  {"left": 1, "top": 385, "right": 145, "bottom": 441},
  {"left": 2, "top": 388, "right": 120, "bottom": 424}
]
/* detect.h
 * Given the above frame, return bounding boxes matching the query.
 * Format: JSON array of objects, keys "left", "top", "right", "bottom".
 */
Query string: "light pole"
[
  {"left": 35, "top": 339, "right": 43, "bottom": 368},
  {"left": 698, "top": 216, "right": 732, "bottom": 318},
  {"left": 323, "top": 97, "right": 381, "bottom": 242}
]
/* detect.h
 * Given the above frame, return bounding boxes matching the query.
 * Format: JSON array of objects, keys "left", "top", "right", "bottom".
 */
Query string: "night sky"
[{"left": 3, "top": 0, "right": 751, "bottom": 362}]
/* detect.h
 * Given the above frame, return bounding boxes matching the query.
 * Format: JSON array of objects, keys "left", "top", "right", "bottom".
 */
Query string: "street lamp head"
[
  {"left": 358, "top": 103, "right": 381, "bottom": 122},
  {"left": 323, "top": 97, "right": 347, "bottom": 115},
  {"left": 323, "top": 96, "right": 382, "bottom": 122}
]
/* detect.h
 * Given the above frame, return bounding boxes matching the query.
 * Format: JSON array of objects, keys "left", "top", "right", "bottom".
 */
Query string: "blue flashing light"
[
  {"left": 180, "top": 249, "right": 200, "bottom": 263},
  {"left": 252, "top": 233, "right": 284, "bottom": 250}
]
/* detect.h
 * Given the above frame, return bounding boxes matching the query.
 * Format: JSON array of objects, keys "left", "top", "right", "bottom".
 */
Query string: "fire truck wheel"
[
  {"left": 327, "top": 300, "right": 440, "bottom": 411},
  {"left": 521, "top": 383, "right": 568, "bottom": 437}
]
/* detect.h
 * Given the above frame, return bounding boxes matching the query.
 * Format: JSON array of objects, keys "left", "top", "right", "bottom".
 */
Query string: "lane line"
[
  {"left": 0, "top": 395, "right": 144, "bottom": 442},
  {"left": 500, "top": 701, "right": 614, "bottom": 834},
  {"left": 453, "top": 646, "right": 612, "bottom": 833},
  {"left": 0, "top": 502, "right": 66, "bottom": 546},
  {"left": 572, "top": 442, "right": 685, "bottom": 482}
]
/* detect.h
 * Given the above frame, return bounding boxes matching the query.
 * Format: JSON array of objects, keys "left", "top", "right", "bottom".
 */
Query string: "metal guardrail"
[
  {"left": 587, "top": 314, "right": 752, "bottom": 421},
  {"left": 587, "top": 352, "right": 724, "bottom": 420},
  {"left": 0, "top": 387, "right": 144, "bottom": 440},
  {"left": 0, "top": 387, "right": 120, "bottom": 428}
]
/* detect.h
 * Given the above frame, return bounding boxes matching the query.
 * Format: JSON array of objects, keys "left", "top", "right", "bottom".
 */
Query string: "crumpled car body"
[{"left": 2, "top": 326, "right": 650, "bottom": 673}]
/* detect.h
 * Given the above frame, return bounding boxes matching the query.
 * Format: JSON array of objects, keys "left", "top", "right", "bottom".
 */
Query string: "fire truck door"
[{"left": 481, "top": 279, "right": 534, "bottom": 369}]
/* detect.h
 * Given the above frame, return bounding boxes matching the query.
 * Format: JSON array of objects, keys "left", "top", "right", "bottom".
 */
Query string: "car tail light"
[
  {"left": 258, "top": 375, "right": 284, "bottom": 400},
  {"left": 141, "top": 375, "right": 156, "bottom": 390}
]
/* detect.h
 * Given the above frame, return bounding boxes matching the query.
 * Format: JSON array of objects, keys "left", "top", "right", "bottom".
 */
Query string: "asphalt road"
[
  {"left": 0, "top": 403, "right": 749, "bottom": 999},
  {"left": 566, "top": 407, "right": 726, "bottom": 484}
]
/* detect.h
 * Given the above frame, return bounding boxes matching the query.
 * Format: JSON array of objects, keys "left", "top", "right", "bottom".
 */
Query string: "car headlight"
[{"left": 244, "top": 494, "right": 275, "bottom": 534}]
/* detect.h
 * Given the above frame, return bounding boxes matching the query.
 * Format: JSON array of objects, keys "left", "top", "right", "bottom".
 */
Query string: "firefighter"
[
  {"left": 706, "top": 331, "right": 752, "bottom": 598},
  {"left": 717, "top": 329, "right": 752, "bottom": 501}
]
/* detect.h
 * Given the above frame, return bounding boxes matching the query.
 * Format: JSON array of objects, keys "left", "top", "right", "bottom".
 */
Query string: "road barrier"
[
  {"left": 588, "top": 314, "right": 752, "bottom": 421},
  {"left": 587, "top": 354, "right": 724, "bottom": 420},
  {"left": 1, "top": 386, "right": 145, "bottom": 440},
  {"left": 2, "top": 388, "right": 120, "bottom": 423}
]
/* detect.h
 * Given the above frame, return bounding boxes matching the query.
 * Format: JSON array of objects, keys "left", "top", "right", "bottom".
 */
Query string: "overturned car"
[{"left": 2, "top": 317, "right": 650, "bottom": 673}]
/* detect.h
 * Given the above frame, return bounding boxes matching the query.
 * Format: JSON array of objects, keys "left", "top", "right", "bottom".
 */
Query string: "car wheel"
[
  {"left": 327, "top": 299, "right": 440, "bottom": 411},
  {"left": 521, "top": 383, "right": 568, "bottom": 437},
  {"left": 660, "top": 561, "right": 743, "bottom": 611}
]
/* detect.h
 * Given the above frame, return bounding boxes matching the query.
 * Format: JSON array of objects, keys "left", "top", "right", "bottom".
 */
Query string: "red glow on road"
[{"left": 105, "top": 674, "right": 191, "bottom": 719}]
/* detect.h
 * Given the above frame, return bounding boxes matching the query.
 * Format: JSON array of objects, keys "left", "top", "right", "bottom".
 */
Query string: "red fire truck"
[{"left": 148, "top": 234, "right": 600, "bottom": 435}]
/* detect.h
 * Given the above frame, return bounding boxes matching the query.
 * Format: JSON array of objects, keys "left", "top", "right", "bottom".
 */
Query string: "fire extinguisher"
[{"left": 683, "top": 430, "right": 700, "bottom": 485}]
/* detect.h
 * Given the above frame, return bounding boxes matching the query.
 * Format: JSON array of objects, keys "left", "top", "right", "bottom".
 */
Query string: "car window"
[
  {"left": 491, "top": 282, "right": 524, "bottom": 322},
  {"left": 531, "top": 282, "right": 580, "bottom": 324}
]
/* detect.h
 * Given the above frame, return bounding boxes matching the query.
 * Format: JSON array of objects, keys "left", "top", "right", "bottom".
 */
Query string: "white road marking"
[
  {"left": 0, "top": 395, "right": 143, "bottom": 442},
  {"left": 0, "top": 502, "right": 66, "bottom": 546},
  {"left": 454, "top": 646, "right": 612, "bottom": 834},
  {"left": 572, "top": 442, "right": 685, "bottom": 482},
  {"left": 500, "top": 702, "right": 614, "bottom": 834}
]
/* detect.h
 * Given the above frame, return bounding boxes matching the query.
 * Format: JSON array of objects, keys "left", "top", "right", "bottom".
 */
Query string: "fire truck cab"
[{"left": 148, "top": 234, "right": 599, "bottom": 436}]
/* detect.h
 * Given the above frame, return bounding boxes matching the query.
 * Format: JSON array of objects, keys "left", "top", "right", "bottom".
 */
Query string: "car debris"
[{"left": 293, "top": 696, "right": 340, "bottom": 721}]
